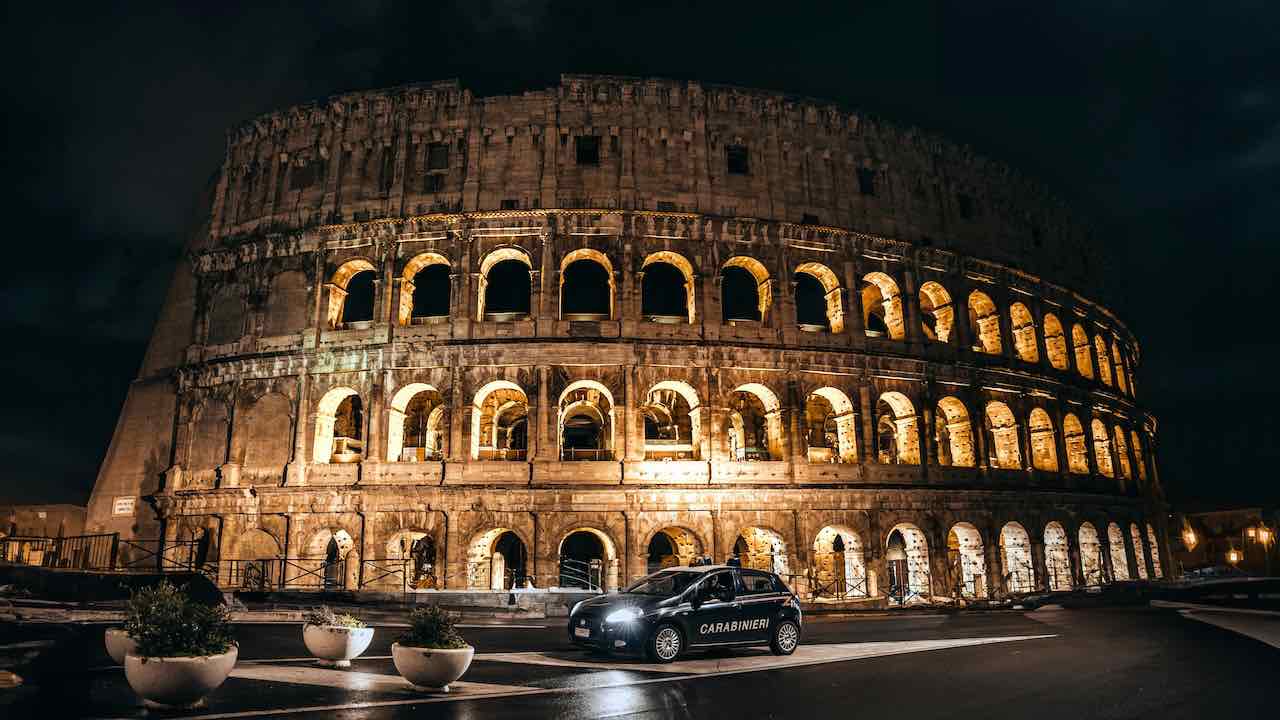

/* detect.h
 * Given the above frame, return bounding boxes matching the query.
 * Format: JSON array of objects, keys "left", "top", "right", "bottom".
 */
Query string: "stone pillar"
[
  {"left": 534, "top": 366, "right": 552, "bottom": 461},
  {"left": 624, "top": 366, "right": 643, "bottom": 462},
  {"left": 1030, "top": 538, "right": 1048, "bottom": 592},
  {"left": 984, "top": 532, "right": 1005, "bottom": 598},
  {"left": 448, "top": 367, "right": 465, "bottom": 462},
  {"left": 286, "top": 372, "right": 310, "bottom": 486},
  {"left": 844, "top": 261, "right": 865, "bottom": 341},
  {"left": 858, "top": 383, "right": 875, "bottom": 463},
  {"left": 902, "top": 268, "right": 924, "bottom": 345}
]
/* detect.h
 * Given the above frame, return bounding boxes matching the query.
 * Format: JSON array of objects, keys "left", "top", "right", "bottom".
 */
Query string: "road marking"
[{"left": 100, "top": 634, "right": 1058, "bottom": 720}]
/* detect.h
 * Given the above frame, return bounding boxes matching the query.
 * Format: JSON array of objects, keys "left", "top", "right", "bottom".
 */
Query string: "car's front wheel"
[
  {"left": 770, "top": 620, "right": 800, "bottom": 656},
  {"left": 647, "top": 624, "right": 683, "bottom": 663}
]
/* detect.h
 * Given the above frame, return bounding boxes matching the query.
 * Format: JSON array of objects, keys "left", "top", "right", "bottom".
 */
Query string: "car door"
[
  {"left": 687, "top": 570, "right": 742, "bottom": 646},
  {"left": 737, "top": 570, "right": 786, "bottom": 642}
]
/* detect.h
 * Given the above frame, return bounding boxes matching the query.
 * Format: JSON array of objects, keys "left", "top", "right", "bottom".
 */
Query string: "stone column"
[
  {"left": 902, "top": 268, "right": 924, "bottom": 345},
  {"left": 984, "top": 532, "right": 1005, "bottom": 598},
  {"left": 286, "top": 372, "right": 310, "bottom": 486},
  {"left": 858, "top": 383, "right": 875, "bottom": 463},
  {"left": 534, "top": 366, "right": 552, "bottom": 461},
  {"left": 624, "top": 366, "right": 643, "bottom": 462}
]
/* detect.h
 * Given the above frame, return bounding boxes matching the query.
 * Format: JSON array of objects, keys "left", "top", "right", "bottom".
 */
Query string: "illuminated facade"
[{"left": 85, "top": 76, "right": 1168, "bottom": 602}]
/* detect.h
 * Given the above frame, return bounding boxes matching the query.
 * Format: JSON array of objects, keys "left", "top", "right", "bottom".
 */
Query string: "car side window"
[
  {"left": 701, "top": 570, "right": 734, "bottom": 600},
  {"left": 740, "top": 570, "right": 776, "bottom": 595}
]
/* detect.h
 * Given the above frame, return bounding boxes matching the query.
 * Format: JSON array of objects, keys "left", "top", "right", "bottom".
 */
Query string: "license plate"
[{"left": 574, "top": 626, "right": 591, "bottom": 638}]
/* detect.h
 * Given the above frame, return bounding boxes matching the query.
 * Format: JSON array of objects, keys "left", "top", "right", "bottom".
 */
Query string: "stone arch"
[
  {"left": 1063, "top": 413, "right": 1090, "bottom": 474},
  {"left": 645, "top": 526, "right": 704, "bottom": 573},
  {"left": 733, "top": 526, "right": 790, "bottom": 576},
  {"left": 934, "top": 396, "right": 975, "bottom": 467},
  {"left": 885, "top": 523, "right": 931, "bottom": 602},
  {"left": 558, "top": 526, "right": 620, "bottom": 590},
  {"left": 232, "top": 392, "right": 293, "bottom": 470},
  {"left": 1078, "top": 522, "right": 1105, "bottom": 586},
  {"left": 313, "top": 387, "right": 361, "bottom": 464},
  {"left": 643, "top": 380, "right": 702, "bottom": 460},
  {"left": 1094, "top": 334, "right": 1113, "bottom": 386},
  {"left": 263, "top": 270, "right": 309, "bottom": 336},
  {"left": 1010, "top": 302, "right": 1039, "bottom": 362},
  {"left": 1112, "top": 425, "right": 1132, "bottom": 481},
  {"left": 383, "top": 528, "right": 440, "bottom": 590},
  {"left": 1130, "top": 523, "right": 1149, "bottom": 579},
  {"left": 1000, "top": 522, "right": 1035, "bottom": 594},
  {"left": 471, "top": 380, "right": 529, "bottom": 461},
  {"left": 728, "top": 383, "right": 784, "bottom": 460},
  {"left": 1131, "top": 430, "right": 1148, "bottom": 482},
  {"left": 1072, "top": 324, "right": 1094, "bottom": 379},
  {"left": 477, "top": 247, "right": 533, "bottom": 319},
  {"left": 861, "top": 271, "right": 904, "bottom": 339},
  {"left": 641, "top": 251, "right": 695, "bottom": 323},
  {"left": 1108, "top": 522, "right": 1131, "bottom": 581},
  {"left": 804, "top": 387, "right": 858, "bottom": 463},
  {"left": 466, "top": 527, "right": 529, "bottom": 590},
  {"left": 1146, "top": 524, "right": 1163, "bottom": 578},
  {"left": 1112, "top": 339, "right": 1130, "bottom": 395},
  {"left": 301, "top": 526, "right": 358, "bottom": 590},
  {"left": 918, "top": 280, "right": 954, "bottom": 342},
  {"left": 188, "top": 401, "right": 230, "bottom": 472},
  {"left": 558, "top": 379, "right": 616, "bottom": 461},
  {"left": 984, "top": 401, "right": 1022, "bottom": 469},
  {"left": 326, "top": 258, "right": 377, "bottom": 329},
  {"left": 967, "top": 291, "right": 1003, "bottom": 354},
  {"left": 1043, "top": 312, "right": 1069, "bottom": 370},
  {"left": 1091, "top": 418, "right": 1114, "bottom": 478},
  {"left": 229, "top": 527, "right": 281, "bottom": 561},
  {"left": 876, "top": 391, "right": 920, "bottom": 465},
  {"left": 560, "top": 248, "right": 614, "bottom": 320},
  {"left": 794, "top": 262, "right": 844, "bottom": 332},
  {"left": 947, "top": 523, "right": 987, "bottom": 599},
  {"left": 206, "top": 285, "right": 246, "bottom": 345},
  {"left": 398, "top": 252, "right": 450, "bottom": 325},
  {"left": 1028, "top": 408, "right": 1059, "bottom": 472},
  {"left": 387, "top": 383, "right": 445, "bottom": 462},
  {"left": 812, "top": 525, "right": 867, "bottom": 598},
  {"left": 721, "top": 256, "right": 772, "bottom": 323},
  {"left": 1044, "top": 521, "right": 1072, "bottom": 591}
]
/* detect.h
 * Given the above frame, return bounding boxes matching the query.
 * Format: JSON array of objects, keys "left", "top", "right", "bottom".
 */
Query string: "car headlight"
[{"left": 605, "top": 607, "right": 643, "bottom": 624}]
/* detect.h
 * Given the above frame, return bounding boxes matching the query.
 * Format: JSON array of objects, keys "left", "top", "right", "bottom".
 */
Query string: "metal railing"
[
  {"left": 558, "top": 556, "right": 603, "bottom": 591},
  {"left": 560, "top": 448, "right": 613, "bottom": 461},
  {"left": 477, "top": 448, "right": 527, "bottom": 461},
  {"left": 808, "top": 573, "right": 869, "bottom": 601}
]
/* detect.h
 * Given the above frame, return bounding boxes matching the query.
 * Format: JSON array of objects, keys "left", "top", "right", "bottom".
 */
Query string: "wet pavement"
[{"left": 4, "top": 607, "right": 1278, "bottom": 718}]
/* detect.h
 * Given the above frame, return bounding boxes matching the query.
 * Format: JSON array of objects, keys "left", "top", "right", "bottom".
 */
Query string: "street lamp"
[
  {"left": 1182, "top": 529, "right": 1197, "bottom": 550},
  {"left": 1226, "top": 549, "right": 1241, "bottom": 565}
]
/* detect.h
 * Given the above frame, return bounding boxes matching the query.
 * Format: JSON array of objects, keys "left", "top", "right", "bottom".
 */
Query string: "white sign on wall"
[
  {"left": 112, "top": 496, "right": 137, "bottom": 516},
  {"left": 37, "top": 511, "right": 47, "bottom": 519}
]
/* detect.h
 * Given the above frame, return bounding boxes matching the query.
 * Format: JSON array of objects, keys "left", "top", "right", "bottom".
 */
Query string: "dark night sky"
[{"left": 1, "top": 2, "right": 1276, "bottom": 510}]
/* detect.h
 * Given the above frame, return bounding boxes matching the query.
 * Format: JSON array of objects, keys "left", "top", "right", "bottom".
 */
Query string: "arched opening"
[
  {"left": 399, "top": 252, "right": 450, "bottom": 325},
  {"left": 558, "top": 380, "right": 615, "bottom": 461},
  {"left": 886, "top": 523, "right": 930, "bottom": 603},
  {"left": 1010, "top": 303, "right": 1039, "bottom": 362},
  {"left": 1078, "top": 522, "right": 1104, "bottom": 586},
  {"left": 206, "top": 286, "right": 245, "bottom": 345},
  {"left": 234, "top": 392, "right": 293, "bottom": 470},
  {"left": 733, "top": 526, "right": 790, "bottom": 576},
  {"left": 1146, "top": 524, "right": 1163, "bottom": 578},
  {"left": 727, "top": 383, "right": 783, "bottom": 461},
  {"left": 264, "top": 270, "right": 309, "bottom": 336},
  {"left": 304, "top": 528, "right": 356, "bottom": 591},
  {"left": 1131, "top": 430, "right": 1148, "bottom": 482},
  {"left": 1094, "top": 334, "right": 1113, "bottom": 386},
  {"left": 471, "top": 380, "right": 528, "bottom": 461},
  {"left": 934, "top": 396, "right": 975, "bottom": 467},
  {"left": 560, "top": 250, "right": 613, "bottom": 320},
  {"left": 947, "top": 523, "right": 986, "bottom": 599},
  {"left": 967, "top": 291, "right": 1003, "bottom": 354},
  {"left": 721, "top": 256, "right": 771, "bottom": 324},
  {"left": 641, "top": 252, "right": 695, "bottom": 323},
  {"left": 1043, "top": 313, "right": 1069, "bottom": 370},
  {"left": 1044, "top": 522, "right": 1072, "bottom": 591},
  {"left": 478, "top": 248, "right": 532, "bottom": 320},
  {"left": 646, "top": 527, "right": 703, "bottom": 574},
  {"left": 227, "top": 528, "right": 282, "bottom": 590},
  {"left": 1112, "top": 425, "right": 1132, "bottom": 480},
  {"left": 325, "top": 260, "right": 378, "bottom": 329},
  {"left": 876, "top": 392, "right": 920, "bottom": 465},
  {"left": 985, "top": 401, "right": 1022, "bottom": 469},
  {"left": 804, "top": 388, "right": 857, "bottom": 463},
  {"left": 1072, "top": 325, "right": 1094, "bottom": 379},
  {"left": 1108, "top": 522, "right": 1131, "bottom": 581},
  {"left": 387, "top": 383, "right": 444, "bottom": 462},
  {"left": 861, "top": 272, "right": 904, "bottom": 339},
  {"left": 794, "top": 262, "right": 844, "bottom": 333},
  {"left": 643, "top": 381, "right": 701, "bottom": 460},
  {"left": 918, "top": 281, "right": 954, "bottom": 343},
  {"left": 1112, "top": 340, "right": 1130, "bottom": 395},
  {"left": 1028, "top": 408, "right": 1059, "bottom": 471},
  {"left": 466, "top": 528, "right": 529, "bottom": 590},
  {"left": 385, "top": 530, "right": 439, "bottom": 590},
  {"left": 313, "top": 387, "right": 362, "bottom": 464},
  {"left": 1000, "top": 522, "right": 1034, "bottom": 594},
  {"left": 1130, "top": 523, "right": 1149, "bottom": 579},
  {"left": 812, "top": 526, "right": 867, "bottom": 599},
  {"left": 1091, "top": 418, "right": 1114, "bottom": 478},
  {"left": 559, "top": 529, "right": 611, "bottom": 591},
  {"left": 1063, "top": 414, "right": 1089, "bottom": 474}
]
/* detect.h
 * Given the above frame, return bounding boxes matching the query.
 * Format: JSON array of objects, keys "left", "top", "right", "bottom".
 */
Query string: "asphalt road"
[{"left": 7, "top": 607, "right": 1278, "bottom": 719}]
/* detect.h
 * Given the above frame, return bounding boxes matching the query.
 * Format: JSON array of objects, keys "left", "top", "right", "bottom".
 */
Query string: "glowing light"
[
  {"left": 1182, "top": 529, "right": 1197, "bottom": 549},
  {"left": 1227, "top": 549, "right": 1241, "bottom": 564}
]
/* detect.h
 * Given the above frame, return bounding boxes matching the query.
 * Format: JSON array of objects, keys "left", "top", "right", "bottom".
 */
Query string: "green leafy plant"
[
  {"left": 303, "top": 605, "right": 366, "bottom": 629},
  {"left": 124, "top": 581, "right": 235, "bottom": 658},
  {"left": 397, "top": 605, "right": 468, "bottom": 649}
]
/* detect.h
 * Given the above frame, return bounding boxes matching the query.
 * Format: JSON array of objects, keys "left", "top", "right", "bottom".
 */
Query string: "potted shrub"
[
  {"left": 391, "top": 605, "right": 473, "bottom": 692},
  {"left": 104, "top": 626, "right": 138, "bottom": 665},
  {"left": 122, "top": 581, "right": 237, "bottom": 709},
  {"left": 302, "top": 606, "right": 374, "bottom": 668}
]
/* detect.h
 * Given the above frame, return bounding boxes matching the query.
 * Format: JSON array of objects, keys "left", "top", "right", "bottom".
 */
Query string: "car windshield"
[{"left": 622, "top": 570, "right": 701, "bottom": 597}]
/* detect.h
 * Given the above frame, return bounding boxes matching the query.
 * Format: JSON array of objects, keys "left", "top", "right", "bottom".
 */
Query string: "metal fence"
[{"left": 558, "top": 556, "right": 603, "bottom": 591}]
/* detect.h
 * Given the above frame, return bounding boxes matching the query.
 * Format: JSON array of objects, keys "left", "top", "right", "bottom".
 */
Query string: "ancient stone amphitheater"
[{"left": 86, "top": 75, "right": 1167, "bottom": 604}]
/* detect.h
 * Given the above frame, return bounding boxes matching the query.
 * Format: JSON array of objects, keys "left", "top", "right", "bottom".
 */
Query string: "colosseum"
[{"left": 85, "top": 75, "right": 1168, "bottom": 605}]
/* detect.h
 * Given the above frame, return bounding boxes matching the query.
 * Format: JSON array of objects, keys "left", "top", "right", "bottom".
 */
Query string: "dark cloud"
[{"left": 1, "top": 1, "right": 1276, "bottom": 508}]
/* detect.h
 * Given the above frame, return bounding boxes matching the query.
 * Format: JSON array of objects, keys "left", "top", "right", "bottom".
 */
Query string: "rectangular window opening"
[
  {"left": 857, "top": 167, "right": 876, "bottom": 196},
  {"left": 726, "top": 144, "right": 750, "bottom": 175},
  {"left": 576, "top": 135, "right": 600, "bottom": 165}
]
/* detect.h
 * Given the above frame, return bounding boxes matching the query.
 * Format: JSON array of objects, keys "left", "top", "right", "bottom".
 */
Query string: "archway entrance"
[
  {"left": 467, "top": 529, "right": 529, "bottom": 590},
  {"left": 303, "top": 528, "right": 356, "bottom": 591},
  {"left": 886, "top": 524, "right": 930, "bottom": 604},
  {"left": 733, "top": 527, "right": 789, "bottom": 576},
  {"left": 560, "top": 530, "right": 605, "bottom": 590},
  {"left": 646, "top": 527, "right": 703, "bottom": 574},
  {"left": 1000, "top": 523, "right": 1034, "bottom": 594},
  {"left": 1078, "top": 523, "right": 1105, "bottom": 586},
  {"left": 947, "top": 523, "right": 986, "bottom": 599},
  {"left": 386, "top": 530, "right": 438, "bottom": 590},
  {"left": 1044, "top": 522, "right": 1072, "bottom": 591},
  {"left": 1108, "top": 522, "right": 1131, "bottom": 581},
  {"left": 812, "top": 526, "right": 867, "bottom": 599}
]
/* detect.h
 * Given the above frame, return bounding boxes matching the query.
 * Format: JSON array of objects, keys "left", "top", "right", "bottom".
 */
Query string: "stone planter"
[
  {"left": 124, "top": 646, "right": 238, "bottom": 709},
  {"left": 391, "top": 643, "right": 474, "bottom": 692},
  {"left": 303, "top": 624, "right": 374, "bottom": 668},
  {"left": 104, "top": 627, "right": 138, "bottom": 665}
]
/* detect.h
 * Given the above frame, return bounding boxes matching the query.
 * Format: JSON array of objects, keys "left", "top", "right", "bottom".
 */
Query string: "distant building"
[
  {"left": 1173, "top": 508, "right": 1279, "bottom": 576},
  {"left": 0, "top": 504, "right": 86, "bottom": 538}
]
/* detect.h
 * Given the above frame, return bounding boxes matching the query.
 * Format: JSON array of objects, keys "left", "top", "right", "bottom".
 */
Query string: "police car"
[{"left": 567, "top": 564, "right": 802, "bottom": 663}]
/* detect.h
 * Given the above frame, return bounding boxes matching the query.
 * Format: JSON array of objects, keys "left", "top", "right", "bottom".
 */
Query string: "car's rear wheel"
[
  {"left": 647, "top": 624, "right": 683, "bottom": 663},
  {"left": 770, "top": 620, "right": 800, "bottom": 656}
]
